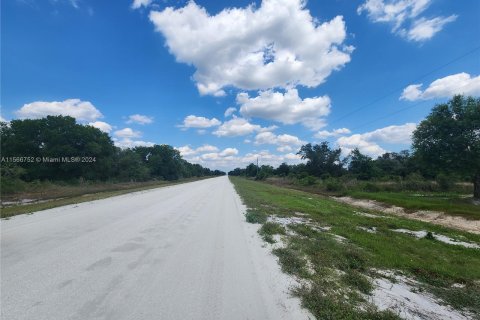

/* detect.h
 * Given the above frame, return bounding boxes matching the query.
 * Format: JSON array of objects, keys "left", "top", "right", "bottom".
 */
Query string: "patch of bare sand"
[{"left": 334, "top": 196, "right": 480, "bottom": 234}]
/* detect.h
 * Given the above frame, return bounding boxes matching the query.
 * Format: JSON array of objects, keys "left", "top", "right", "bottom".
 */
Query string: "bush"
[
  {"left": 363, "top": 182, "right": 381, "bottom": 192},
  {"left": 245, "top": 210, "right": 267, "bottom": 224},
  {"left": 436, "top": 173, "right": 454, "bottom": 191},
  {"left": 298, "top": 175, "right": 317, "bottom": 186},
  {"left": 325, "top": 179, "right": 345, "bottom": 192}
]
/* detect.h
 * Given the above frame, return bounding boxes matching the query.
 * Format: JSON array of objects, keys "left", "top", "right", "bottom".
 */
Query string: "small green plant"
[
  {"left": 425, "top": 231, "right": 435, "bottom": 240},
  {"left": 259, "top": 222, "right": 285, "bottom": 243},
  {"left": 245, "top": 210, "right": 267, "bottom": 224}
]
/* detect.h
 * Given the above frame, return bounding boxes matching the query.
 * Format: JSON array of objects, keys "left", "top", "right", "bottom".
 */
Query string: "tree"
[
  {"left": 297, "top": 142, "right": 344, "bottom": 177},
  {"left": 412, "top": 95, "right": 480, "bottom": 199},
  {"left": 348, "top": 148, "right": 376, "bottom": 180},
  {"left": 275, "top": 162, "right": 290, "bottom": 177}
]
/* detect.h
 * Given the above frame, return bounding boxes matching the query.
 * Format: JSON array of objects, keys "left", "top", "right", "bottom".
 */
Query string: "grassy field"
[
  {"left": 230, "top": 177, "right": 480, "bottom": 319},
  {"left": 266, "top": 177, "right": 479, "bottom": 219},
  {"left": 0, "top": 177, "right": 209, "bottom": 218},
  {"left": 347, "top": 191, "right": 479, "bottom": 219}
]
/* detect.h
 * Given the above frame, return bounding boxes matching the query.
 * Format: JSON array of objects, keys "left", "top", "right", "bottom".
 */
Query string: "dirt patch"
[
  {"left": 392, "top": 229, "right": 480, "bottom": 249},
  {"left": 335, "top": 196, "right": 480, "bottom": 234},
  {"left": 371, "top": 270, "right": 471, "bottom": 320}
]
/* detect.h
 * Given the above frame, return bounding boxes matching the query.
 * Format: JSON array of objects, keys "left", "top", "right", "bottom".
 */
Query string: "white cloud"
[
  {"left": 176, "top": 144, "right": 220, "bottom": 157},
  {"left": 406, "top": 15, "right": 457, "bottom": 42},
  {"left": 114, "top": 127, "right": 142, "bottom": 139},
  {"left": 224, "top": 107, "right": 236, "bottom": 117},
  {"left": 196, "top": 144, "right": 219, "bottom": 153},
  {"left": 238, "top": 89, "right": 331, "bottom": 130},
  {"left": 0, "top": 115, "right": 7, "bottom": 122},
  {"left": 127, "top": 114, "right": 154, "bottom": 125},
  {"left": 132, "top": 0, "right": 152, "bottom": 9},
  {"left": 15, "top": 99, "right": 102, "bottom": 122},
  {"left": 314, "top": 127, "right": 351, "bottom": 139},
  {"left": 337, "top": 134, "right": 387, "bottom": 158},
  {"left": 149, "top": 0, "right": 352, "bottom": 96},
  {"left": 88, "top": 121, "right": 113, "bottom": 133},
  {"left": 114, "top": 138, "right": 155, "bottom": 149},
  {"left": 185, "top": 149, "right": 304, "bottom": 171},
  {"left": 179, "top": 115, "right": 221, "bottom": 129},
  {"left": 336, "top": 123, "right": 416, "bottom": 157},
  {"left": 219, "top": 147, "right": 239, "bottom": 157},
  {"left": 213, "top": 117, "right": 262, "bottom": 137},
  {"left": 358, "top": 0, "right": 455, "bottom": 42},
  {"left": 254, "top": 131, "right": 305, "bottom": 152},
  {"left": 401, "top": 73, "right": 480, "bottom": 101}
]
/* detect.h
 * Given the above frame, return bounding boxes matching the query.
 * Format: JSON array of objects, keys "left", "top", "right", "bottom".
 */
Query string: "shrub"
[
  {"left": 436, "top": 173, "right": 454, "bottom": 191},
  {"left": 298, "top": 175, "right": 317, "bottom": 186},
  {"left": 245, "top": 210, "right": 267, "bottom": 224},
  {"left": 325, "top": 179, "right": 345, "bottom": 192},
  {"left": 363, "top": 182, "right": 381, "bottom": 192}
]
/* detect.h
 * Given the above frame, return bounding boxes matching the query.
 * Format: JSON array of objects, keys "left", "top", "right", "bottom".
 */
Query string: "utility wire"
[{"left": 326, "top": 45, "right": 480, "bottom": 127}]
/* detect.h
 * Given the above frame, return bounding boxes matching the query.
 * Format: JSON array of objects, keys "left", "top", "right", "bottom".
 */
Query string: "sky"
[{"left": 2, "top": 0, "right": 480, "bottom": 171}]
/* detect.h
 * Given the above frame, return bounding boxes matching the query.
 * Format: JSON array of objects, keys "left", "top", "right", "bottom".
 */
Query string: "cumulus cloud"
[
  {"left": 238, "top": 89, "right": 331, "bottom": 130},
  {"left": 405, "top": 15, "right": 457, "bottom": 42},
  {"left": 254, "top": 131, "right": 305, "bottom": 152},
  {"left": 224, "top": 107, "right": 236, "bottom": 117},
  {"left": 113, "top": 127, "right": 155, "bottom": 148},
  {"left": 127, "top": 114, "right": 154, "bottom": 125},
  {"left": 15, "top": 99, "right": 103, "bottom": 122},
  {"left": 401, "top": 73, "right": 480, "bottom": 101},
  {"left": 149, "top": 0, "right": 352, "bottom": 96},
  {"left": 185, "top": 149, "right": 304, "bottom": 171},
  {"left": 88, "top": 121, "right": 113, "bottom": 133},
  {"left": 314, "top": 128, "right": 351, "bottom": 139},
  {"left": 177, "top": 144, "right": 220, "bottom": 157},
  {"left": 357, "top": 0, "right": 456, "bottom": 42},
  {"left": 336, "top": 123, "right": 416, "bottom": 157},
  {"left": 132, "top": 0, "right": 152, "bottom": 9},
  {"left": 114, "top": 138, "right": 155, "bottom": 149},
  {"left": 114, "top": 127, "right": 142, "bottom": 139},
  {"left": 179, "top": 115, "right": 221, "bottom": 129},
  {"left": 213, "top": 117, "right": 263, "bottom": 137}
]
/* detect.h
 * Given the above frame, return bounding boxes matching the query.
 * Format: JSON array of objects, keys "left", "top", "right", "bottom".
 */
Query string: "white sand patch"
[
  {"left": 268, "top": 216, "right": 311, "bottom": 226},
  {"left": 371, "top": 272, "right": 470, "bottom": 320},
  {"left": 334, "top": 196, "right": 480, "bottom": 234},
  {"left": 392, "top": 229, "right": 480, "bottom": 249},
  {"left": 357, "top": 226, "right": 377, "bottom": 233}
]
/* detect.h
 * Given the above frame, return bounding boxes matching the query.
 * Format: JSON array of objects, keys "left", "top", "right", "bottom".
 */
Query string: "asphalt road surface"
[{"left": 1, "top": 176, "right": 310, "bottom": 320}]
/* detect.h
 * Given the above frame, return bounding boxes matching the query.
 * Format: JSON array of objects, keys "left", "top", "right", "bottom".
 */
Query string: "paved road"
[{"left": 1, "top": 177, "right": 310, "bottom": 320}]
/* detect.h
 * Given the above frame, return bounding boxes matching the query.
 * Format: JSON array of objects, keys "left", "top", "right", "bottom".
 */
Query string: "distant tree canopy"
[
  {"left": 297, "top": 142, "right": 344, "bottom": 178},
  {"left": 412, "top": 95, "right": 480, "bottom": 198},
  {"left": 0, "top": 116, "right": 225, "bottom": 183},
  {"left": 229, "top": 96, "right": 479, "bottom": 198}
]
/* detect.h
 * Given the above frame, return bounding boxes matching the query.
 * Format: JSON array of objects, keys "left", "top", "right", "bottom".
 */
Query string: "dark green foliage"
[
  {"left": 0, "top": 116, "right": 224, "bottom": 193},
  {"left": 412, "top": 95, "right": 480, "bottom": 198},
  {"left": 297, "top": 142, "right": 344, "bottom": 177},
  {"left": 245, "top": 210, "right": 267, "bottom": 224}
]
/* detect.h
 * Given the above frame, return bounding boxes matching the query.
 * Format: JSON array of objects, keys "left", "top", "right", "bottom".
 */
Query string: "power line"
[
  {"left": 326, "top": 45, "right": 480, "bottom": 127},
  {"left": 349, "top": 80, "right": 477, "bottom": 132}
]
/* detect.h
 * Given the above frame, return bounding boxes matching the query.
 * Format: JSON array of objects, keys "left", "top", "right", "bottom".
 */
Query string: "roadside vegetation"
[
  {"left": 229, "top": 96, "right": 480, "bottom": 219},
  {"left": 231, "top": 176, "right": 480, "bottom": 319},
  {"left": 0, "top": 115, "right": 225, "bottom": 216}
]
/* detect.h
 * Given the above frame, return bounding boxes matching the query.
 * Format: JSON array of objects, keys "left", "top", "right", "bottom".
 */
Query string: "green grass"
[
  {"left": 1, "top": 177, "right": 209, "bottom": 218},
  {"left": 230, "top": 176, "right": 480, "bottom": 319},
  {"left": 348, "top": 191, "right": 480, "bottom": 219}
]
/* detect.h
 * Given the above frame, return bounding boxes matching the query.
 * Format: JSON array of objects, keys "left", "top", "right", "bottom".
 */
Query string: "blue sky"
[{"left": 2, "top": 0, "right": 479, "bottom": 170}]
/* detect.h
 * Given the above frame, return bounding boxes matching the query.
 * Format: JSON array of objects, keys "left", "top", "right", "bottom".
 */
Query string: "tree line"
[
  {"left": 0, "top": 115, "right": 225, "bottom": 191},
  {"left": 229, "top": 96, "right": 480, "bottom": 199}
]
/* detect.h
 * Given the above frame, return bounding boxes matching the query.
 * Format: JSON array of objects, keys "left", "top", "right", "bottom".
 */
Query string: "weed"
[{"left": 245, "top": 210, "right": 267, "bottom": 224}]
